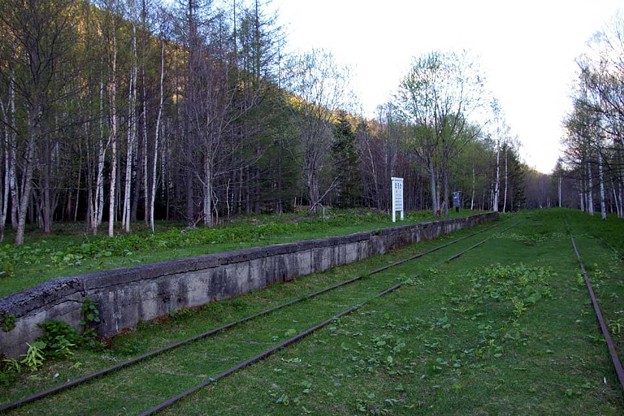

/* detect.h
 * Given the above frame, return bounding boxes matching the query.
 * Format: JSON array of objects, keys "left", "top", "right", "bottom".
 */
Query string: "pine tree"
[{"left": 331, "top": 111, "right": 362, "bottom": 208}]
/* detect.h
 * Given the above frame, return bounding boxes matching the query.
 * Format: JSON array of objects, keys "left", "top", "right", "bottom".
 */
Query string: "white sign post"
[{"left": 391, "top": 177, "right": 404, "bottom": 222}]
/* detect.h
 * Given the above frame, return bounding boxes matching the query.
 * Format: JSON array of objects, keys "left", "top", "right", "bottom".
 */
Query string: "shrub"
[{"left": 36, "top": 320, "right": 79, "bottom": 358}]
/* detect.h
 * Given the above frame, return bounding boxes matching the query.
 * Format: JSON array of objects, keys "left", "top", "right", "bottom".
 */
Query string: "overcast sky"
[{"left": 271, "top": 0, "right": 623, "bottom": 173}]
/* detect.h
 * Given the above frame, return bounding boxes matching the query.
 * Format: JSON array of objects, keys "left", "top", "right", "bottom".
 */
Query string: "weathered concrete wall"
[{"left": 0, "top": 213, "right": 497, "bottom": 357}]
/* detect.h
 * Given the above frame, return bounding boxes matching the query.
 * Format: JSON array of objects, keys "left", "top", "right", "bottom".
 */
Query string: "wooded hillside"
[{"left": 0, "top": 0, "right": 551, "bottom": 245}]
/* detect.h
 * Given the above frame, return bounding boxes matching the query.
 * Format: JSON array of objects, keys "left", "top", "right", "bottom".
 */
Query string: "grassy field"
[
  {"left": 0, "top": 209, "right": 475, "bottom": 298},
  {"left": 1, "top": 209, "right": 623, "bottom": 415}
]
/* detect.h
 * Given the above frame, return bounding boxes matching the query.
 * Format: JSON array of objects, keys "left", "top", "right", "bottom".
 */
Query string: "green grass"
[
  {"left": 0, "top": 209, "right": 478, "bottom": 298},
  {"left": 166, "top": 209, "right": 622, "bottom": 415},
  {"left": 1, "top": 209, "right": 623, "bottom": 415}
]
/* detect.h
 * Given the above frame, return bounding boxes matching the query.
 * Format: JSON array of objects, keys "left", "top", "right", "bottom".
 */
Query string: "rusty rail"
[{"left": 570, "top": 234, "right": 624, "bottom": 392}]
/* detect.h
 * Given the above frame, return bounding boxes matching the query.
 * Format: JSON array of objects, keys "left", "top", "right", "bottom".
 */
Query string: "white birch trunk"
[
  {"left": 122, "top": 25, "right": 138, "bottom": 233},
  {"left": 587, "top": 161, "right": 594, "bottom": 216},
  {"left": 141, "top": 0, "right": 149, "bottom": 225},
  {"left": 597, "top": 142, "right": 607, "bottom": 220},
  {"left": 108, "top": 31, "right": 118, "bottom": 238},
  {"left": 94, "top": 78, "right": 107, "bottom": 233},
  {"left": 0, "top": 72, "right": 15, "bottom": 240},
  {"left": 15, "top": 111, "right": 37, "bottom": 245},
  {"left": 149, "top": 40, "right": 165, "bottom": 232},
  {"left": 0, "top": 94, "right": 8, "bottom": 241},
  {"left": 470, "top": 166, "right": 475, "bottom": 210},
  {"left": 8, "top": 73, "right": 17, "bottom": 229},
  {"left": 142, "top": 80, "right": 148, "bottom": 225},
  {"left": 493, "top": 142, "right": 500, "bottom": 212},
  {"left": 503, "top": 147, "right": 508, "bottom": 212},
  {"left": 122, "top": 121, "right": 134, "bottom": 232}
]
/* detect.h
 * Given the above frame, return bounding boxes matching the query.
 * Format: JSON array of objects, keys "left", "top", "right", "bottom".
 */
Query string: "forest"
[
  {"left": 0, "top": 0, "right": 621, "bottom": 246},
  {"left": 558, "top": 15, "right": 624, "bottom": 220}
]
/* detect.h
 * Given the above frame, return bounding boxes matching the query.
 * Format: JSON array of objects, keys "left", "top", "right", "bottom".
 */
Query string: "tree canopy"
[{"left": 0, "top": 0, "right": 541, "bottom": 245}]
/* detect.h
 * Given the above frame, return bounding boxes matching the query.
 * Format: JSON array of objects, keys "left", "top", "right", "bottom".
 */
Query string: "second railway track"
[{"left": 568, "top": 228, "right": 624, "bottom": 393}]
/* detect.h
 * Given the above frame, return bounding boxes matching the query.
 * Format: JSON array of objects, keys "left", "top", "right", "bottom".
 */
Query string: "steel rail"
[
  {"left": 570, "top": 234, "right": 624, "bottom": 392},
  {"left": 139, "top": 223, "right": 510, "bottom": 415},
  {"left": 138, "top": 283, "right": 403, "bottom": 416},
  {"left": 0, "top": 220, "right": 502, "bottom": 414}
]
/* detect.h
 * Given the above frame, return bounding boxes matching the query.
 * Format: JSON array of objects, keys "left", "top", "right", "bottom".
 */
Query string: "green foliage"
[
  {"left": 33, "top": 298, "right": 101, "bottom": 361},
  {"left": 608, "top": 316, "right": 623, "bottom": 335},
  {"left": 460, "top": 263, "right": 554, "bottom": 320},
  {"left": 36, "top": 321, "right": 79, "bottom": 358},
  {"left": 22, "top": 299, "right": 102, "bottom": 375},
  {"left": 0, "top": 358, "right": 21, "bottom": 386},
  {"left": 0, "top": 211, "right": 371, "bottom": 271},
  {"left": 355, "top": 391, "right": 391, "bottom": 415},
  {"left": 0, "top": 261, "right": 15, "bottom": 278},
  {"left": 20, "top": 342, "right": 46, "bottom": 372},
  {"left": 80, "top": 297, "right": 100, "bottom": 327},
  {"left": 79, "top": 297, "right": 101, "bottom": 349},
  {"left": 0, "top": 310, "right": 104, "bottom": 385},
  {"left": 1, "top": 312, "right": 16, "bottom": 332}
]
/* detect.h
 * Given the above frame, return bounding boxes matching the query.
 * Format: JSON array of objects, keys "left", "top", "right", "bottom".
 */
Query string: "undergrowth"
[
  {"left": 0, "top": 209, "right": 476, "bottom": 298},
  {"left": 0, "top": 298, "right": 102, "bottom": 386}
]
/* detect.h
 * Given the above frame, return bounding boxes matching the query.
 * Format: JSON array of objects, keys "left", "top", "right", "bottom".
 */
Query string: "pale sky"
[{"left": 272, "top": 0, "right": 624, "bottom": 173}]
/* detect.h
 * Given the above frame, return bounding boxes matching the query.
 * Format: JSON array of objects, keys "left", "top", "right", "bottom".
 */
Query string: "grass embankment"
[
  {"left": 0, "top": 209, "right": 476, "bottom": 298},
  {"left": 1, "top": 209, "right": 623, "bottom": 415}
]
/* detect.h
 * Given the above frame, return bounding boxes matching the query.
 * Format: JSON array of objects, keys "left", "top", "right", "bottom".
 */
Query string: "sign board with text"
[{"left": 391, "top": 177, "right": 404, "bottom": 222}]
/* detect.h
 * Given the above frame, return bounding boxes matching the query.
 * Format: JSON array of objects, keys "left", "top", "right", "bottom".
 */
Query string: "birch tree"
[
  {"left": 104, "top": 2, "right": 121, "bottom": 237},
  {"left": 284, "top": 50, "right": 351, "bottom": 212},
  {"left": 489, "top": 99, "right": 512, "bottom": 212},
  {"left": 562, "top": 14, "right": 624, "bottom": 218},
  {"left": 395, "top": 51, "right": 485, "bottom": 216},
  {"left": 0, "top": 70, "right": 16, "bottom": 241},
  {"left": 149, "top": 37, "right": 166, "bottom": 232},
  {"left": 0, "top": 0, "right": 75, "bottom": 244},
  {"left": 122, "top": 21, "right": 138, "bottom": 233}
]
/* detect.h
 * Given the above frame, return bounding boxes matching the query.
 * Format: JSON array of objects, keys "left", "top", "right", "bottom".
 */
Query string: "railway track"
[
  {"left": 569, "top": 232, "right": 624, "bottom": 392},
  {"left": 140, "top": 222, "right": 511, "bottom": 415},
  {"left": 1, "top": 220, "right": 508, "bottom": 414}
]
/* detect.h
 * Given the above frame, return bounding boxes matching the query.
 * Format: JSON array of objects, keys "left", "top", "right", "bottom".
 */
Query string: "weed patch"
[
  {"left": 458, "top": 263, "right": 554, "bottom": 321},
  {"left": 0, "top": 312, "right": 15, "bottom": 332}
]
